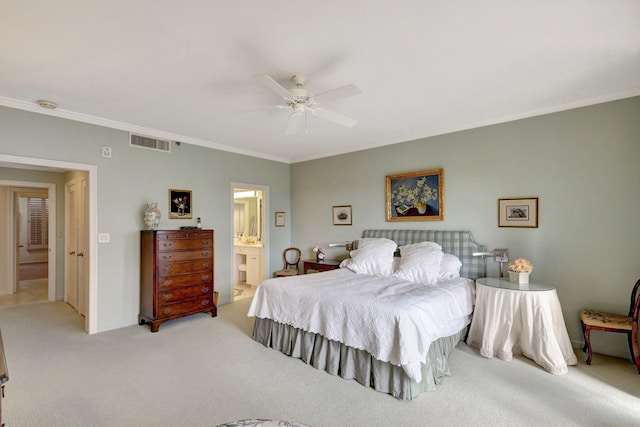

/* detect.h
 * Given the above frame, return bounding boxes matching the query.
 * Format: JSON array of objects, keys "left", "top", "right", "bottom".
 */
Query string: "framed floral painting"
[
  {"left": 498, "top": 197, "right": 538, "bottom": 228},
  {"left": 386, "top": 168, "right": 443, "bottom": 221},
  {"left": 169, "top": 189, "right": 192, "bottom": 219}
]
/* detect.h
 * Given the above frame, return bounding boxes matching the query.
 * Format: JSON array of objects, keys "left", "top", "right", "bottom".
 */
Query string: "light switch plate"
[
  {"left": 101, "top": 146, "right": 112, "bottom": 158},
  {"left": 98, "top": 233, "right": 110, "bottom": 243}
]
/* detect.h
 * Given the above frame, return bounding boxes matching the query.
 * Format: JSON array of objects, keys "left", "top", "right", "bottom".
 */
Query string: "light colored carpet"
[
  {"left": 216, "top": 420, "right": 310, "bottom": 427},
  {"left": 0, "top": 298, "right": 639, "bottom": 427}
]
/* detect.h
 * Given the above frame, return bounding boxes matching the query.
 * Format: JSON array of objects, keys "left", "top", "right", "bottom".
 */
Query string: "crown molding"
[{"left": 0, "top": 97, "right": 291, "bottom": 164}]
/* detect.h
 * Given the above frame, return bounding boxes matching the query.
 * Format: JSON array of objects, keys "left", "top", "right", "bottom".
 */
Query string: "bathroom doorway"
[{"left": 231, "top": 184, "right": 268, "bottom": 302}]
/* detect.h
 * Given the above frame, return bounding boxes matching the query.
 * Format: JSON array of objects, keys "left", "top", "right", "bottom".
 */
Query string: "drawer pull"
[
  {"left": 162, "top": 267, "right": 174, "bottom": 273},
  {"left": 201, "top": 287, "right": 210, "bottom": 294},
  {"left": 201, "top": 299, "right": 210, "bottom": 306},
  {"left": 202, "top": 241, "right": 210, "bottom": 246},
  {"left": 201, "top": 274, "right": 210, "bottom": 280},
  {"left": 164, "top": 280, "right": 173, "bottom": 286},
  {"left": 162, "top": 307, "right": 173, "bottom": 314},
  {"left": 201, "top": 251, "right": 210, "bottom": 256},
  {"left": 162, "top": 293, "right": 173, "bottom": 300},
  {"left": 162, "top": 255, "right": 173, "bottom": 260},
  {"left": 162, "top": 242, "right": 173, "bottom": 248},
  {"left": 201, "top": 263, "right": 209, "bottom": 269}
]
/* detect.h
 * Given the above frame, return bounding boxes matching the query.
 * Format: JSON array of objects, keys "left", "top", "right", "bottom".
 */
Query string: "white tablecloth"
[{"left": 466, "top": 282, "right": 577, "bottom": 374}]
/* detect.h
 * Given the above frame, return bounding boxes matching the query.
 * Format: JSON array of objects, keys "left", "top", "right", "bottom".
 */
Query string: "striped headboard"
[{"left": 362, "top": 229, "right": 487, "bottom": 280}]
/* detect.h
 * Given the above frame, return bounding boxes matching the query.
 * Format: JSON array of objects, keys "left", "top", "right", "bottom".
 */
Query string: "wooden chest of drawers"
[{"left": 139, "top": 229, "right": 216, "bottom": 332}]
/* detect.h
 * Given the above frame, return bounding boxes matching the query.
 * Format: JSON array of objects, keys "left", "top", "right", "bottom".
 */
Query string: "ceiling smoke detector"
[{"left": 36, "top": 100, "right": 58, "bottom": 109}]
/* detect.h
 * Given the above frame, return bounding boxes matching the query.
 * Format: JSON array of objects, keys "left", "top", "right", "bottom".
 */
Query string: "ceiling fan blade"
[
  {"left": 256, "top": 74, "right": 293, "bottom": 100},
  {"left": 284, "top": 112, "right": 303, "bottom": 135},
  {"left": 311, "top": 84, "right": 361, "bottom": 104},
  {"left": 313, "top": 108, "right": 358, "bottom": 128},
  {"left": 235, "top": 105, "right": 289, "bottom": 113}
]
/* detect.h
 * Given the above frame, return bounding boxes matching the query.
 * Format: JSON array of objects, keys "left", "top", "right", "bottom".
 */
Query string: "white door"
[
  {"left": 77, "top": 176, "right": 89, "bottom": 316},
  {"left": 65, "top": 179, "right": 78, "bottom": 310},
  {"left": 13, "top": 192, "right": 21, "bottom": 293}
]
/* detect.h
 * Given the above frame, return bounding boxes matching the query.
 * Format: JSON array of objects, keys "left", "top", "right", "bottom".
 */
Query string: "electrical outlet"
[
  {"left": 98, "top": 233, "right": 110, "bottom": 243},
  {"left": 494, "top": 249, "right": 509, "bottom": 262},
  {"left": 101, "top": 146, "right": 112, "bottom": 158}
]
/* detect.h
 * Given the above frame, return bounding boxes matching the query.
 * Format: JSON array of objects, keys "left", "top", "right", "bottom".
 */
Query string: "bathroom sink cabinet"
[{"left": 235, "top": 245, "right": 263, "bottom": 285}]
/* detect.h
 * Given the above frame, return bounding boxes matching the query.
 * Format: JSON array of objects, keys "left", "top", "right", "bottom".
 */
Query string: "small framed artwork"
[
  {"left": 332, "top": 205, "right": 352, "bottom": 226},
  {"left": 169, "top": 189, "right": 192, "bottom": 219},
  {"left": 386, "top": 168, "right": 444, "bottom": 221},
  {"left": 275, "top": 211, "right": 286, "bottom": 227},
  {"left": 498, "top": 197, "right": 538, "bottom": 228}
]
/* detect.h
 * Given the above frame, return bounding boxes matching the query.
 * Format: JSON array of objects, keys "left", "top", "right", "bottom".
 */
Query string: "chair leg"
[
  {"left": 581, "top": 321, "right": 588, "bottom": 353},
  {"left": 632, "top": 327, "right": 640, "bottom": 375},
  {"left": 583, "top": 324, "right": 593, "bottom": 365}
]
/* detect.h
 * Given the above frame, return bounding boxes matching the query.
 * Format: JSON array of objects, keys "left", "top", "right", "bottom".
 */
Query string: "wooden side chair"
[
  {"left": 580, "top": 278, "right": 640, "bottom": 374},
  {"left": 274, "top": 247, "right": 301, "bottom": 278}
]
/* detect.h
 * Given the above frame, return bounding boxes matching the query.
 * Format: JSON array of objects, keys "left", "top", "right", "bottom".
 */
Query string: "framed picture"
[
  {"left": 169, "top": 189, "right": 192, "bottom": 219},
  {"left": 386, "top": 168, "right": 444, "bottom": 221},
  {"left": 275, "top": 211, "right": 286, "bottom": 227},
  {"left": 498, "top": 197, "right": 538, "bottom": 228},
  {"left": 332, "top": 205, "right": 352, "bottom": 226}
]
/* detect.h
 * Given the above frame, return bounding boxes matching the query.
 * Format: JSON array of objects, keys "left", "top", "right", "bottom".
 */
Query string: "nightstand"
[
  {"left": 466, "top": 277, "right": 577, "bottom": 374},
  {"left": 302, "top": 259, "right": 341, "bottom": 274}
]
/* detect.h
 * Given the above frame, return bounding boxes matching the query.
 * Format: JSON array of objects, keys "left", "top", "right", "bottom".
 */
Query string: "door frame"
[
  {"left": 7, "top": 184, "right": 56, "bottom": 301},
  {"left": 0, "top": 154, "right": 98, "bottom": 334},
  {"left": 231, "top": 182, "right": 269, "bottom": 301}
]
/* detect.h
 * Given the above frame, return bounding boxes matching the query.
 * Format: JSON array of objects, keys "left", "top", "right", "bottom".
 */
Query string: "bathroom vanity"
[{"left": 234, "top": 243, "right": 263, "bottom": 286}]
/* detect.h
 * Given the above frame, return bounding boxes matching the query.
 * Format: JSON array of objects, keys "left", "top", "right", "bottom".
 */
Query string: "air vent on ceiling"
[{"left": 129, "top": 133, "right": 172, "bottom": 153}]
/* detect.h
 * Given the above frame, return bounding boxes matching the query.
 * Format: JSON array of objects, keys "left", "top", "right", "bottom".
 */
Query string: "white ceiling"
[{"left": 1, "top": 1, "right": 639, "bottom": 164}]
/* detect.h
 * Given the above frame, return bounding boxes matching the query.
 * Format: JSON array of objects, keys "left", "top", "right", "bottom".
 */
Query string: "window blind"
[{"left": 27, "top": 197, "right": 48, "bottom": 250}]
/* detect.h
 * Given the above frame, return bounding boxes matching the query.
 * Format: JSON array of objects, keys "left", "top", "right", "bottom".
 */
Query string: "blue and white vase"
[{"left": 144, "top": 202, "right": 161, "bottom": 230}]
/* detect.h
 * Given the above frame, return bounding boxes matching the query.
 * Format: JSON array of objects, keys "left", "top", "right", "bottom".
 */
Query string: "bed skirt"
[{"left": 252, "top": 318, "right": 466, "bottom": 400}]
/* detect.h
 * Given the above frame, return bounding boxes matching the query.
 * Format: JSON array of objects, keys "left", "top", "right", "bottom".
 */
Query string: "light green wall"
[
  {"left": 0, "top": 106, "right": 291, "bottom": 332},
  {"left": 2, "top": 97, "right": 639, "bottom": 358},
  {"left": 291, "top": 96, "right": 640, "bottom": 358}
]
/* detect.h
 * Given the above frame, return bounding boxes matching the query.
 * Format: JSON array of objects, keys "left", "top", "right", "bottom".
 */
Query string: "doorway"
[
  {"left": 231, "top": 184, "right": 268, "bottom": 302},
  {"left": 0, "top": 154, "right": 98, "bottom": 334},
  {"left": 0, "top": 189, "right": 51, "bottom": 309}
]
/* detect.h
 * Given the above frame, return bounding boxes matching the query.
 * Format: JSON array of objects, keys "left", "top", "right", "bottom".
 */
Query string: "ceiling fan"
[{"left": 256, "top": 74, "right": 361, "bottom": 135}]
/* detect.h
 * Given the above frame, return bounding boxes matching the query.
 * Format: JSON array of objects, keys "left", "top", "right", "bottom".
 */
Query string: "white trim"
[
  {"left": 4, "top": 90, "right": 640, "bottom": 165},
  {"left": 0, "top": 154, "right": 98, "bottom": 334},
  {"left": 0, "top": 97, "right": 290, "bottom": 164},
  {"left": 290, "top": 90, "right": 640, "bottom": 163}
]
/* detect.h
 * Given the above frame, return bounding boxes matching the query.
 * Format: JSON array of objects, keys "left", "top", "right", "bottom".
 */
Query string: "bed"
[{"left": 247, "top": 229, "right": 486, "bottom": 400}]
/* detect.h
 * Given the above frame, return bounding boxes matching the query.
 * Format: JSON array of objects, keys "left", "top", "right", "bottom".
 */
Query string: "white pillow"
[
  {"left": 346, "top": 238, "right": 397, "bottom": 276},
  {"left": 439, "top": 253, "right": 462, "bottom": 280},
  {"left": 339, "top": 258, "right": 353, "bottom": 269},
  {"left": 394, "top": 241, "right": 443, "bottom": 285}
]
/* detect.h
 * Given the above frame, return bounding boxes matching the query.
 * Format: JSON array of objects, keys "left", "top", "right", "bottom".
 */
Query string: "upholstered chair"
[
  {"left": 274, "top": 247, "right": 302, "bottom": 278},
  {"left": 580, "top": 278, "right": 640, "bottom": 374}
]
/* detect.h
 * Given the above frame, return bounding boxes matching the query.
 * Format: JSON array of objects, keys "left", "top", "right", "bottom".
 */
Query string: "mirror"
[{"left": 233, "top": 188, "right": 262, "bottom": 243}]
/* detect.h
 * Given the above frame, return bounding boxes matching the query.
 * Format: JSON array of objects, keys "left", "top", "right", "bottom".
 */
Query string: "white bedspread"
[{"left": 247, "top": 268, "right": 475, "bottom": 383}]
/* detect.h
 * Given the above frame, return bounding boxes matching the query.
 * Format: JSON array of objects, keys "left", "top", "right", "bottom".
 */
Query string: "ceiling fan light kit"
[{"left": 256, "top": 74, "right": 361, "bottom": 135}]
